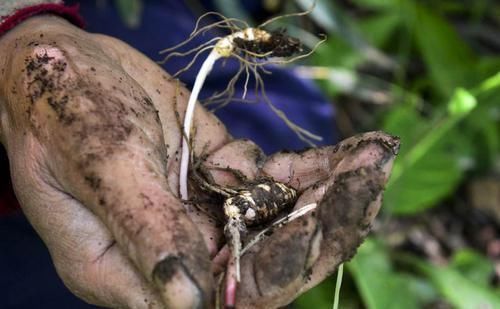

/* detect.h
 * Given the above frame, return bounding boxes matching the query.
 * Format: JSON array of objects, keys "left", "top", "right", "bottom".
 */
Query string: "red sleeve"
[
  {"left": 0, "top": 2, "right": 84, "bottom": 38},
  {"left": 0, "top": 1, "right": 84, "bottom": 216}
]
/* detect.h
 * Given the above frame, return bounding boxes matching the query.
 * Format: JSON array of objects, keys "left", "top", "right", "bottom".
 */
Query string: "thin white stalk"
[
  {"left": 179, "top": 50, "right": 221, "bottom": 200},
  {"left": 333, "top": 263, "right": 344, "bottom": 309},
  {"left": 240, "top": 202, "right": 317, "bottom": 256}
]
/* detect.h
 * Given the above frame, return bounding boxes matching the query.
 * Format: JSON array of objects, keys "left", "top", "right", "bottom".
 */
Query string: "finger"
[
  {"left": 298, "top": 167, "right": 386, "bottom": 294},
  {"left": 9, "top": 154, "right": 162, "bottom": 308},
  {"left": 203, "top": 139, "right": 266, "bottom": 186},
  {"left": 298, "top": 134, "right": 399, "bottom": 292},
  {"left": 212, "top": 245, "right": 230, "bottom": 275},
  {"left": 261, "top": 146, "right": 334, "bottom": 190},
  {"left": 181, "top": 139, "right": 268, "bottom": 258},
  {"left": 234, "top": 185, "right": 320, "bottom": 308},
  {"left": 92, "top": 33, "right": 233, "bottom": 186},
  {"left": 8, "top": 36, "right": 213, "bottom": 308},
  {"left": 93, "top": 34, "right": 241, "bottom": 257},
  {"left": 236, "top": 132, "right": 399, "bottom": 308},
  {"left": 261, "top": 131, "right": 400, "bottom": 191}
]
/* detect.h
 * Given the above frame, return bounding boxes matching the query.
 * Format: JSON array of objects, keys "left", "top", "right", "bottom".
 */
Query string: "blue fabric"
[
  {"left": 0, "top": 1, "right": 337, "bottom": 308},
  {"left": 75, "top": 0, "right": 336, "bottom": 153},
  {"left": 0, "top": 213, "right": 101, "bottom": 309}
]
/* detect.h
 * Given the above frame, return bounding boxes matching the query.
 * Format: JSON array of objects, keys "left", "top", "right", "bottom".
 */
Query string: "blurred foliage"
[
  {"left": 347, "top": 239, "right": 433, "bottom": 309},
  {"left": 294, "top": 0, "right": 500, "bottom": 217},
  {"left": 288, "top": 0, "right": 500, "bottom": 308},
  {"left": 397, "top": 250, "right": 500, "bottom": 308},
  {"left": 114, "top": 0, "right": 143, "bottom": 28}
]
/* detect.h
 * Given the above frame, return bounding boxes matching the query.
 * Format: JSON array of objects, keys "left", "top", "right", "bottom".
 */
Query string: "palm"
[{"left": 177, "top": 130, "right": 399, "bottom": 307}]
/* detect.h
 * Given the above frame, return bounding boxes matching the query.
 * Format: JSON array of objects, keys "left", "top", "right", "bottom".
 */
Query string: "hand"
[{"left": 0, "top": 15, "right": 399, "bottom": 309}]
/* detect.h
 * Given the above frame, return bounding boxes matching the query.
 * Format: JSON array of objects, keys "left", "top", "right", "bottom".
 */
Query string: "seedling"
[
  {"left": 192, "top": 161, "right": 317, "bottom": 307},
  {"left": 159, "top": 3, "right": 324, "bottom": 200},
  {"left": 163, "top": 3, "right": 323, "bottom": 306}
]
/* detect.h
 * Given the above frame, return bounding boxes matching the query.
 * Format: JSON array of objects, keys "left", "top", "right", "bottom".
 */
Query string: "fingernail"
[
  {"left": 384, "top": 134, "right": 401, "bottom": 155},
  {"left": 380, "top": 136, "right": 400, "bottom": 179},
  {"left": 375, "top": 135, "right": 401, "bottom": 168},
  {"left": 153, "top": 256, "right": 204, "bottom": 309}
]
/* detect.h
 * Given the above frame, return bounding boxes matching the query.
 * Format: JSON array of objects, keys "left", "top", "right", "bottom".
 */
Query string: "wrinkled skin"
[{"left": 0, "top": 16, "right": 399, "bottom": 309}]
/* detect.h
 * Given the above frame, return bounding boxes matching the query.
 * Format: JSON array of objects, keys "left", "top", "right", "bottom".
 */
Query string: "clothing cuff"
[{"left": 0, "top": 0, "right": 84, "bottom": 37}]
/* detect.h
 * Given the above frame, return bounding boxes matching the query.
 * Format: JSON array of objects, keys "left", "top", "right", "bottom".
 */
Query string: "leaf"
[
  {"left": 447, "top": 88, "right": 477, "bottom": 116},
  {"left": 474, "top": 57, "right": 500, "bottom": 91},
  {"left": 474, "top": 70, "right": 500, "bottom": 94},
  {"left": 297, "top": 0, "right": 393, "bottom": 68},
  {"left": 383, "top": 144, "right": 464, "bottom": 214},
  {"left": 450, "top": 250, "right": 495, "bottom": 289},
  {"left": 114, "top": 0, "right": 143, "bottom": 28},
  {"left": 462, "top": 76, "right": 500, "bottom": 170},
  {"left": 294, "top": 272, "right": 364, "bottom": 309},
  {"left": 401, "top": 1, "right": 477, "bottom": 97},
  {"left": 359, "top": 12, "right": 401, "bottom": 48},
  {"left": 348, "top": 239, "right": 433, "bottom": 309},
  {"left": 384, "top": 89, "right": 477, "bottom": 214},
  {"left": 313, "top": 37, "right": 363, "bottom": 70},
  {"left": 351, "top": 0, "right": 399, "bottom": 10},
  {"left": 463, "top": 98, "right": 500, "bottom": 170},
  {"left": 402, "top": 254, "right": 500, "bottom": 309},
  {"left": 382, "top": 105, "right": 464, "bottom": 214},
  {"left": 294, "top": 276, "right": 335, "bottom": 309}
]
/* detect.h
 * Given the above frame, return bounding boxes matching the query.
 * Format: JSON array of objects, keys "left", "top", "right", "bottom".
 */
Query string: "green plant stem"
[
  {"left": 333, "top": 263, "right": 344, "bottom": 309},
  {"left": 388, "top": 114, "right": 460, "bottom": 187},
  {"left": 388, "top": 89, "right": 476, "bottom": 188}
]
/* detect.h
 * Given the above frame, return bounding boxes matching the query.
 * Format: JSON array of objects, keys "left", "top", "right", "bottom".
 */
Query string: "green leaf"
[
  {"left": 450, "top": 250, "right": 495, "bottom": 288},
  {"left": 297, "top": 0, "right": 393, "bottom": 68},
  {"left": 384, "top": 89, "right": 477, "bottom": 214},
  {"left": 359, "top": 12, "right": 401, "bottom": 48},
  {"left": 463, "top": 92, "right": 500, "bottom": 170},
  {"left": 401, "top": 1, "right": 477, "bottom": 97},
  {"left": 348, "top": 239, "right": 431, "bottom": 309},
  {"left": 474, "top": 57, "right": 500, "bottom": 90},
  {"left": 313, "top": 37, "right": 363, "bottom": 70},
  {"left": 474, "top": 71, "right": 500, "bottom": 94},
  {"left": 114, "top": 0, "right": 143, "bottom": 28},
  {"left": 452, "top": 72, "right": 500, "bottom": 171},
  {"left": 351, "top": 0, "right": 399, "bottom": 10},
  {"left": 294, "top": 276, "right": 335, "bottom": 308},
  {"left": 384, "top": 154, "right": 466, "bottom": 214},
  {"left": 447, "top": 88, "right": 477, "bottom": 116},
  {"left": 383, "top": 144, "right": 464, "bottom": 214},
  {"left": 382, "top": 105, "right": 464, "bottom": 214},
  {"left": 403, "top": 255, "right": 500, "bottom": 309}
]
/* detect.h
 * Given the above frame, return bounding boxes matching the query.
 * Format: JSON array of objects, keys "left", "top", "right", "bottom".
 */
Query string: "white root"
[
  {"left": 172, "top": 45, "right": 215, "bottom": 78},
  {"left": 179, "top": 28, "right": 274, "bottom": 199},
  {"left": 227, "top": 202, "right": 318, "bottom": 282},
  {"left": 159, "top": 37, "right": 221, "bottom": 64},
  {"left": 240, "top": 202, "right": 318, "bottom": 256},
  {"left": 179, "top": 49, "right": 221, "bottom": 199},
  {"left": 167, "top": 5, "right": 324, "bottom": 305},
  {"left": 177, "top": 29, "right": 324, "bottom": 198},
  {"left": 225, "top": 220, "right": 242, "bottom": 282}
]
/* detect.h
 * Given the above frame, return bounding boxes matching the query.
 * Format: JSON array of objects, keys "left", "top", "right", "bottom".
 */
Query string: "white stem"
[
  {"left": 240, "top": 203, "right": 318, "bottom": 256},
  {"left": 179, "top": 50, "right": 221, "bottom": 200}
]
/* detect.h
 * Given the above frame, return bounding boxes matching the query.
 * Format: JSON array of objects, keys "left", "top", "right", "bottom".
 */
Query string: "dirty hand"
[{"left": 0, "top": 15, "right": 399, "bottom": 309}]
